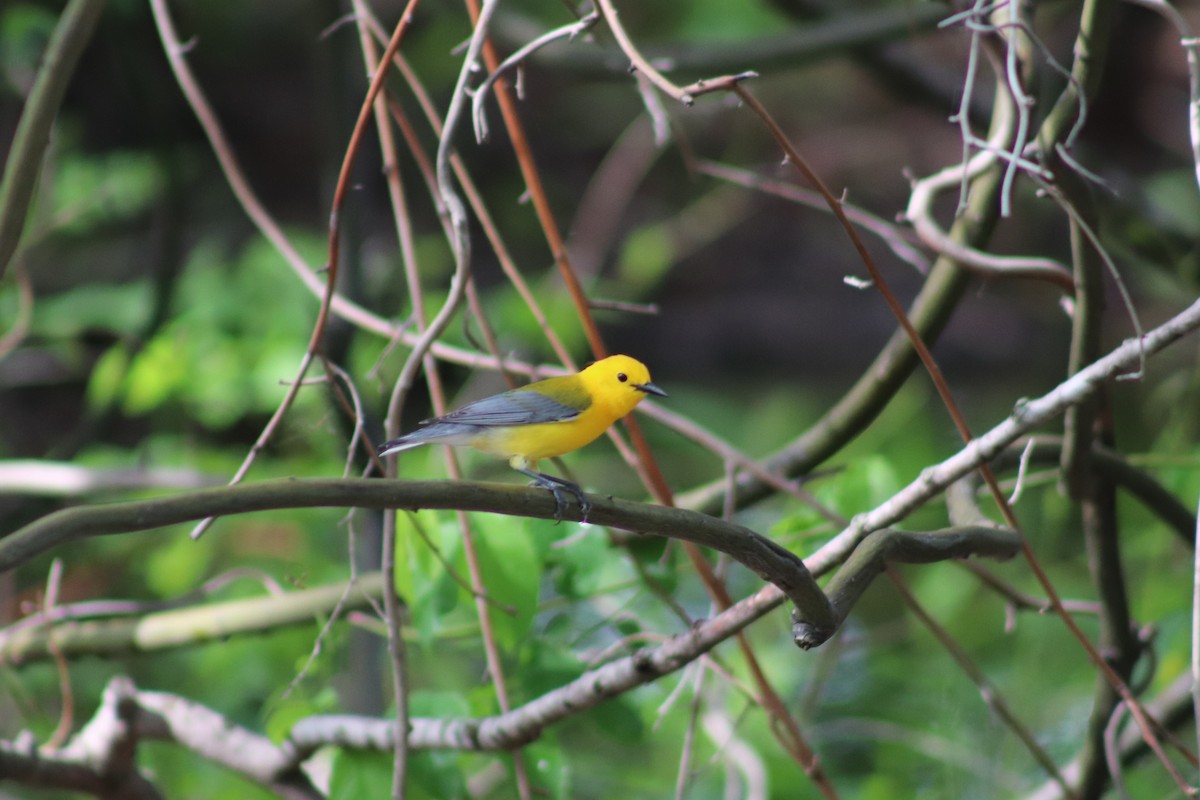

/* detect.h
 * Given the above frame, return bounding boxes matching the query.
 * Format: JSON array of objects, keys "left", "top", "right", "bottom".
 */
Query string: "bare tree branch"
[
  {"left": 0, "top": 573, "right": 385, "bottom": 664},
  {"left": 0, "top": 479, "right": 837, "bottom": 633},
  {"left": 804, "top": 295, "right": 1200, "bottom": 579}
]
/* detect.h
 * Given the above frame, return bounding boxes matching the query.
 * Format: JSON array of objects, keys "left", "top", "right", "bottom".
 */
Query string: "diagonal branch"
[
  {"left": 804, "top": 295, "right": 1200, "bottom": 580},
  {"left": 0, "top": 0, "right": 107, "bottom": 280}
]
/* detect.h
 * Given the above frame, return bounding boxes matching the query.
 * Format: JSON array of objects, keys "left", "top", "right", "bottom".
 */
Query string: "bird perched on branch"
[{"left": 377, "top": 355, "right": 666, "bottom": 521}]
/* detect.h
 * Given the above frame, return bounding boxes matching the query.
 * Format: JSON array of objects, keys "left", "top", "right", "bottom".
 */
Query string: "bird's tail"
[
  {"left": 377, "top": 435, "right": 426, "bottom": 458},
  {"left": 377, "top": 422, "right": 481, "bottom": 457}
]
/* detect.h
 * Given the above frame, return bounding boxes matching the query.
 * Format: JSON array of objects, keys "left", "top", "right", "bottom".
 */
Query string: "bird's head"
[{"left": 581, "top": 355, "right": 667, "bottom": 417}]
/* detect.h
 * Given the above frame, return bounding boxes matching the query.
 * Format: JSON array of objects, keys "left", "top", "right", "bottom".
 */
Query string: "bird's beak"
[{"left": 636, "top": 382, "right": 667, "bottom": 398}]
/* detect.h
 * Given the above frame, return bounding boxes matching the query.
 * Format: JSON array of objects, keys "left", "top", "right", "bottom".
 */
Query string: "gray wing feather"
[
  {"left": 426, "top": 389, "right": 581, "bottom": 427},
  {"left": 379, "top": 389, "right": 581, "bottom": 456}
]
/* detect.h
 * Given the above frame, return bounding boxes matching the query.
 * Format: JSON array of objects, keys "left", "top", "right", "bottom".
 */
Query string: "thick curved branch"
[
  {"left": 0, "top": 478, "right": 835, "bottom": 633},
  {"left": 2, "top": 476, "right": 1033, "bottom": 659},
  {"left": 791, "top": 525, "right": 1021, "bottom": 648}
]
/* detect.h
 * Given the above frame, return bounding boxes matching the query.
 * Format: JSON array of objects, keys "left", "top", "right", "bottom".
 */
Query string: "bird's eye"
[{"left": 617, "top": 373, "right": 628, "bottom": 383}]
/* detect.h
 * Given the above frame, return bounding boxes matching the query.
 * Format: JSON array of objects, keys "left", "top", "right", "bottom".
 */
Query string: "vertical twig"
[
  {"left": 383, "top": 0, "right": 499, "bottom": 422},
  {"left": 371, "top": 2, "right": 534, "bottom": 795},
  {"left": 997, "top": 0, "right": 1033, "bottom": 218},
  {"left": 352, "top": 7, "right": 420, "bottom": 795},
  {"left": 43, "top": 559, "right": 74, "bottom": 749},
  {"left": 1193, "top": 493, "right": 1200, "bottom": 771},
  {"left": 1120, "top": 0, "right": 1199, "bottom": 191}
]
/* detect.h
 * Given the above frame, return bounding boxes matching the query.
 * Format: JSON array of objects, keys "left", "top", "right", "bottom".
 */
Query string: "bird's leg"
[{"left": 515, "top": 467, "right": 591, "bottom": 522}]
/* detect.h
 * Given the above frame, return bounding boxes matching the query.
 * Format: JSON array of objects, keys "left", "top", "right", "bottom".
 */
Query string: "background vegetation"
[{"left": 3, "top": 0, "right": 1200, "bottom": 798}]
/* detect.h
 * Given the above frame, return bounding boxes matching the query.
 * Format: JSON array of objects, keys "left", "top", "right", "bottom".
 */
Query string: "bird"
[{"left": 377, "top": 355, "right": 666, "bottom": 521}]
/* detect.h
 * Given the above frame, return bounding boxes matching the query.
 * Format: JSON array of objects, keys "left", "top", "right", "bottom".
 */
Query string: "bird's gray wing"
[{"left": 427, "top": 388, "right": 583, "bottom": 428}]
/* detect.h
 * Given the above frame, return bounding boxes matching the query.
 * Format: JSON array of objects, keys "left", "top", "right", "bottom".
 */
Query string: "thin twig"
[
  {"left": 1121, "top": 0, "right": 1200, "bottom": 192},
  {"left": 0, "top": 257, "right": 34, "bottom": 358},
  {"left": 593, "top": 0, "right": 695, "bottom": 104},
  {"left": 350, "top": 8, "right": 423, "bottom": 794},
  {"left": 696, "top": 159, "right": 932, "bottom": 274},
  {"left": 903, "top": 59, "right": 1074, "bottom": 290},
  {"left": 471, "top": 12, "right": 599, "bottom": 143},
  {"left": 1193, "top": 492, "right": 1200, "bottom": 764}
]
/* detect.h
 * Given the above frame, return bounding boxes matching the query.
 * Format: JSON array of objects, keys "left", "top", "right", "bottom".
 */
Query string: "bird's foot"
[{"left": 524, "top": 472, "right": 590, "bottom": 523}]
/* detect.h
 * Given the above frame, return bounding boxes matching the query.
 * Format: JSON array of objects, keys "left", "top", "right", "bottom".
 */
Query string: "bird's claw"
[
  {"left": 567, "top": 485, "right": 592, "bottom": 522},
  {"left": 547, "top": 483, "right": 591, "bottom": 524},
  {"left": 527, "top": 474, "right": 590, "bottom": 523}
]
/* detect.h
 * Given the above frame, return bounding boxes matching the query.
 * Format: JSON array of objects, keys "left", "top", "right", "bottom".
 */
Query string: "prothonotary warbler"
[{"left": 377, "top": 355, "right": 666, "bottom": 520}]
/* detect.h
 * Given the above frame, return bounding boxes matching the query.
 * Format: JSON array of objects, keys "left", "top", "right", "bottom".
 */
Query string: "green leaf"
[
  {"left": 549, "top": 524, "right": 609, "bottom": 599},
  {"left": 526, "top": 739, "right": 571, "bottom": 799},
  {"left": 144, "top": 532, "right": 213, "bottom": 597},
  {"left": 402, "top": 512, "right": 465, "bottom": 649},
  {"left": 1, "top": 5, "right": 57, "bottom": 88},
  {"left": 263, "top": 690, "right": 330, "bottom": 744},
  {"left": 471, "top": 515, "right": 540, "bottom": 650},
  {"left": 329, "top": 750, "right": 394, "bottom": 800},
  {"left": 123, "top": 330, "right": 192, "bottom": 415},
  {"left": 50, "top": 150, "right": 164, "bottom": 234},
  {"left": 85, "top": 342, "right": 131, "bottom": 410},
  {"left": 617, "top": 226, "right": 674, "bottom": 294}
]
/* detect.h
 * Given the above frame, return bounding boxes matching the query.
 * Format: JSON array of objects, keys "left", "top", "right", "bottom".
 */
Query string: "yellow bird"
[{"left": 377, "top": 355, "right": 666, "bottom": 520}]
